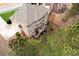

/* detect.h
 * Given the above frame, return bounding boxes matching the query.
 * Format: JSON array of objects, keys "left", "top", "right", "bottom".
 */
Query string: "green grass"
[
  {"left": 9, "top": 22, "right": 79, "bottom": 56},
  {"left": 0, "top": 10, "right": 15, "bottom": 22},
  {"left": 8, "top": 3, "right": 79, "bottom": 55}
]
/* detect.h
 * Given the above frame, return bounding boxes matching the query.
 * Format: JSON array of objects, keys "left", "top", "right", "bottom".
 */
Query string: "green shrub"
[{"left": 9, "top": 22, "right": 79, "bottom": 56}]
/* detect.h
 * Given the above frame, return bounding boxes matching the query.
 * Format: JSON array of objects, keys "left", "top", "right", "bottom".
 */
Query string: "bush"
[{"left": 9, "top": 22, "right": 79, "bottom": 56}]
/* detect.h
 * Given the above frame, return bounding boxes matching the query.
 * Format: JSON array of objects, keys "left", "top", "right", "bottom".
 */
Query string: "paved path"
[
  {"left": 0, "top": 17, "right": 20, "bottom": 40},
  {"left": 0, "top": 3, "right": 22, "bottom": 14},
  {"left": 0, "top": 35, "right": 9, "bottom": 55},
  {"left": 0, "top": 17, "right": 20, "bottom": 55}
]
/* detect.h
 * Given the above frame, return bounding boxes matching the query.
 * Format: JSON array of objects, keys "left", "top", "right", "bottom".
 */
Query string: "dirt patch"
[
  {"left": 48, "top": 12, "right": 65, "bottom": 29},
  {"left": 48, "top": 11, "right": 79, "bottom": 29},
  {"left": 62, "top": 15, "right": 79, "bottom": 28}
]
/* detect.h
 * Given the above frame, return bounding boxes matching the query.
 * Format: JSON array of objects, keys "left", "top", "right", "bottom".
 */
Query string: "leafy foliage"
[
  {"left": 65, "top": 22, "right": 79, "bottom": 49},
  {"left": 9, "top": 32, "right": 40, "bottom": 56},
  {"left": 64, "top": 3, "right": 79, "bottom": 21},
  {"left": 9, "top": 24, "right": 79, "bottom": 56}
]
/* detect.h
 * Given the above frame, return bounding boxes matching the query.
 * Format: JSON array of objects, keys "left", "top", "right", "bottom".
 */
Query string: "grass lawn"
[
  {"left": 0, "top": 10, "right": 15, "bottom": 22},
  {"left": 8, "top": 21, "right": 79, "bottom": 56}
]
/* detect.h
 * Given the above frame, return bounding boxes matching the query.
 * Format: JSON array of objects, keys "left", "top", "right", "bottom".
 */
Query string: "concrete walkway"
[
  {"left": 0, "top": 17, "right": 20, "bottom": 55},
  {"left": 0, "top": 17, "right": 20, "bottom": 40}
]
